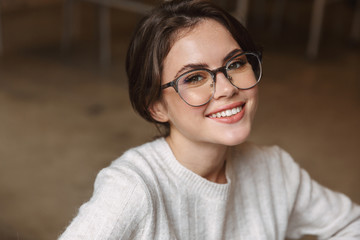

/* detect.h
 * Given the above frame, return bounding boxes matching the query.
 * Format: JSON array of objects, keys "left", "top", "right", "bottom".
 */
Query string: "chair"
[
  {"left": 234, "top": 0, "right": 268, "bottom": 27},
  {"left": 307, "top": 0, "right": 360, "bottom": 58},
  {"left": 234, "top": 0, "right": 250, "bottom": 25},
  {"left": 271, "top": 0, "right": 360, "bottom": 59},
  {"left": 62, "top": 0, "right": 153, "bottom": 66}
]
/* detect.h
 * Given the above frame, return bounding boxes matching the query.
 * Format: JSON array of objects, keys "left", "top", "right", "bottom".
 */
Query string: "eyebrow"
[
  {"left": 173, "top": 63, "right": 209, "bottom": 80},
  {"left": 223, "top": 48, "right": 242, "bottom": 62},
  {"left": 172, "top": 48, "right": 243, "bottom": 80}
]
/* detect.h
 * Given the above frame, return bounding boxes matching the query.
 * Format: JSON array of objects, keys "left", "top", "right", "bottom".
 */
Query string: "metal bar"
[
  {"left": 350, "top": 0, "right": 360, "bottom": 41},
  {"left": 61, "top": 0, "right": 75, "bottom": 52},
  {"left": 307, "top": 0, "right": 327, "bottom": 59},
  {"left": 99, "top": 5, "right": 111, "bottom": 67},
  {"left": 234, "top": 0, "right": 249, "bottom": 26},
  {"left": 0, "top": 4, "right": 3, "bottom": 56}
]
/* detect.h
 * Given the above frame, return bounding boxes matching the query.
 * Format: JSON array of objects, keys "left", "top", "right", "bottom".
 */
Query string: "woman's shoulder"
[
  {"left": 233, "top": 142, "right": 292, "bottom": 162},
  {"left": 59, "top": 139, "right": 171, "bottom": 239},
  {"left": 231, "top": 142, "right": 299, "bottom": 178},
  {"left": 60, "top": 171, "right": 151, "bottom": 239},
  {"left": 112, "top": 137, "right": 167, "bottom": 165},
  {"left": 94, "top": 137, "right": 169, "bottom": 200},
  {"left": 107, "top": 137, "right": 167, "bottom": 180}
]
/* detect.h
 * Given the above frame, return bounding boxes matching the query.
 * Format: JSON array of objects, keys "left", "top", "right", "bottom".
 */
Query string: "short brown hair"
[{"left": 126, "top": 0, "right": 261, "bottom": 137}]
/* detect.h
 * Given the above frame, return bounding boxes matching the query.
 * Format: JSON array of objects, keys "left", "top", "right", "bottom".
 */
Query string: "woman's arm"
[
  {"left": 58, "top": 165, "right": 150, "bottom": 240},
  {"left": 278, "top": 148, "right": 360, "bottom": 239}
]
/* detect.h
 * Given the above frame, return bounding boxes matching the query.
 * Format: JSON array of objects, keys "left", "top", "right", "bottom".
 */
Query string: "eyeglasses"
[{"left": 161, "top": 52, "right": 262, "bottom": 107}]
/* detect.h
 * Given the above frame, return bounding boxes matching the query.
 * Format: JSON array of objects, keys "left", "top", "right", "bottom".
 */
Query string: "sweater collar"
[{"left": 156, "top": 137, "right": 233, "bottom": 200}]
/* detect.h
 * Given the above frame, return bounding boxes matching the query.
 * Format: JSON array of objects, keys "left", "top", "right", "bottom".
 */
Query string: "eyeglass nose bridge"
[{"left": 210, "top": 65, "right": 233, "bottom": 85}]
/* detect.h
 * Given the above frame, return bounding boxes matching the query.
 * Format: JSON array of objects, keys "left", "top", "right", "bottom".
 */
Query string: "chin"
[{"left": 218, "top": 127, "right": 251, "bottom": 147}]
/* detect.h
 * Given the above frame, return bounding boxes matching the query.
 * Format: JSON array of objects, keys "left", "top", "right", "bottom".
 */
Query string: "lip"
[
  {"left": 206, "top": 101, "right": 245, "bottom": 117},
  {"left": 205, "top": 101, "right": 246, "bottom": 124}
]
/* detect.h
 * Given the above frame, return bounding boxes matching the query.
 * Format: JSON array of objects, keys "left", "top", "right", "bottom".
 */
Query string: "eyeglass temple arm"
[{"left": 161, "top": 81, "right": 177, "bottom": 91}]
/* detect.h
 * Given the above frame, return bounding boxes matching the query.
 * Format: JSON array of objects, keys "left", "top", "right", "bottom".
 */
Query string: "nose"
[{"left": 212, "top": 71, "right": 238, "bottom": 100}]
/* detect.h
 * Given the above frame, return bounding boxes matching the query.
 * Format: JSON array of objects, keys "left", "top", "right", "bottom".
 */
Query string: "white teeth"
[{"left": 209, "top": 106, "right": 243, "bottom": 118}]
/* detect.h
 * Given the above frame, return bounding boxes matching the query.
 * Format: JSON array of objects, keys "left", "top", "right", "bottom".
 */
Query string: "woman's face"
[{"left": 153, "top": 19, "right": 258, "bottom": 147}]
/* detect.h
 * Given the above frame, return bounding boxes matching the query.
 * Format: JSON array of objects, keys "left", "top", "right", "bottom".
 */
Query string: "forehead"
[
  {"left": 170, "top": 19, "right": 239, "bottom": 55},
  {"left": 162, "top": 19, "right": 240, "bottom": 79}
]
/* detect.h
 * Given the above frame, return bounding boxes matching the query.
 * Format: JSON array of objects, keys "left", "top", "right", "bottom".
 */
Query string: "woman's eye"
[
  {"left": 183, "top": 74, "right": 205, "bottom": 84},
  {"left": 228, "top": 59, "right": 246, "bottom": 70}
]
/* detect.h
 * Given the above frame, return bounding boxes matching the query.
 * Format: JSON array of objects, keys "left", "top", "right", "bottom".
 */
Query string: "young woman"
[{"left": 59, "top": 0, "right": 360, "bottom": 239}]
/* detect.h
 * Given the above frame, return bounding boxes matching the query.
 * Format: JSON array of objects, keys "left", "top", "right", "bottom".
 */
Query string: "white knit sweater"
[{"left": 59, "top": 138, "right": 360, "bottom": 239}]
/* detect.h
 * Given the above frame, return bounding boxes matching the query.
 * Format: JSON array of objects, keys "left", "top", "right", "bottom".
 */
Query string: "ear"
[{"left": 149, "top": 100, "right": 169, "bottom": 123}]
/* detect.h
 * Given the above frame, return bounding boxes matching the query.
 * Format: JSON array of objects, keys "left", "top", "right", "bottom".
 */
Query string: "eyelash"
[
  {"left": 227, "top": 59, "right": 247, "bottom": 70},
  {"left": 183, "top": 73, "right": 206, "bottom": 84}
]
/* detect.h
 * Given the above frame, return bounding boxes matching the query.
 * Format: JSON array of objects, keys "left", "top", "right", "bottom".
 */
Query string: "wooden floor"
[{"left": 0, "top": 1, "right": 359, "bottom": 239}]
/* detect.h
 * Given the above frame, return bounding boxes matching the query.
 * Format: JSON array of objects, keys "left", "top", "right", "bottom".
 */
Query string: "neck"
[{"left": 165, "top": 133, "right": 228, "bottom": 184}]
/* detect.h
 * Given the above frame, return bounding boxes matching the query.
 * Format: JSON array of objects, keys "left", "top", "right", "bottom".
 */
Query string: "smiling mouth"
[{"left": 208, "top": 103, "right": 245, "bottom": 118}]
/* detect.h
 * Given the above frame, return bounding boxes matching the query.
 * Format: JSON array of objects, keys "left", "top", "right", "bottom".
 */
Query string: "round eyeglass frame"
[{"left": 161, "top": 51, "right": 262, "bottom": 107}]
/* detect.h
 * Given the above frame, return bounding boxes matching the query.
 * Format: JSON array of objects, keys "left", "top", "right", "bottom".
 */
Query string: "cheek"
[
  {"left": 164, "top": 95, "right": 206, "bottom": 126},
  {"left": 168, "top": 103, "right": 205, "bottom": 121},
  {"left": 252, "top": 88, "right": 259, "bottom": 110},
  {"left": 245, "top": 87, "right": 259, "bottom": 118},
  {"left": 163, "top": 91, "right": 186, "bottom": 113}
]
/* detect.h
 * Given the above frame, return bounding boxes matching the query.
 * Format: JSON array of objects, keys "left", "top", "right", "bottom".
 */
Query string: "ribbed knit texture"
[{"left": 59, "top": 138, "right": 360, "bottom": 239}]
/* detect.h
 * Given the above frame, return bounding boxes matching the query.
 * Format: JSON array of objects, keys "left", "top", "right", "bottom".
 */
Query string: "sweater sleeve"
[
  {"left": 277, "top": 148, "right": 360, "bottom": 239},
  {"left": 58, "top": 164, "right": 150, "bottom": 240}
]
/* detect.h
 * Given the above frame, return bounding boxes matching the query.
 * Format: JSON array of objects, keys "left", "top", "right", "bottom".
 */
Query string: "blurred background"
[{"left": 0, "top": 0, "right": 359, "bottom": 239}]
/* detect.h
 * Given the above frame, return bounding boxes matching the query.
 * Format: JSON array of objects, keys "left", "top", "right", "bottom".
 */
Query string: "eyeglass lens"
[{"left": 177, "top": 53, "right": 261, "bottom": 107}]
